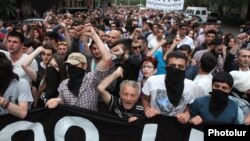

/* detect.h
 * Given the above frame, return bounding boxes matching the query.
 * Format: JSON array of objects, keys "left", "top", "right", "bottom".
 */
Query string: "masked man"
[
  {"left": 189, "top": 71, "right": 244, "bottom": 125},
  {"left": 46, "top": 26, "right": 113, "bottom": 111},
  {"left": 142, "top": 51, "right": 197, "bottom": 124}
]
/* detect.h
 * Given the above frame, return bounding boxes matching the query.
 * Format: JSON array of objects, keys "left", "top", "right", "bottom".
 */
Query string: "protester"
[
  {"left": 0, "top": 52, "right": 33, "bottom": 118},
  {"left": 142, "top": 51, "right": 197, "bottom": 124},
  {"left": 22, "top": 45, "right": 65, "bottom": 107},
  {"left": 46, "top": 26, "right": 113, "bottom": 111},
  {"left": 97, "top": 67, "right": 144, "bottom": 123},
  {"left": 230, "top": 71, "right": 250, "bottom": 125},
  {"left": 0, "top": 31, "right": 38, "bottom": 83},
  {"left": 193, "top": 52, "right": 218, "bottom": 96},
  {"left": 189, "top": 71, "right": 244, "bottom": 125}
]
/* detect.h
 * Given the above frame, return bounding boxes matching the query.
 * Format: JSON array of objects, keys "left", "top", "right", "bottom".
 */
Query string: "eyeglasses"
[
  {"left": 168, "top": 64, "right": 185, "bottom": 70},
  {"left": 142, "top": 65, "right": 154, "bottom": 69},
  {"left": 131, "top": 46, "right": 141, "bottom": 50}
]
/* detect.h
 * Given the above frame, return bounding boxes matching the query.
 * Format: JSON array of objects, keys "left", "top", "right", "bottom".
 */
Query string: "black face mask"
[
  {"left": 43, "top": 66, "right": 61, "bottom": 101},
  {"left": 165, "top": 67, "right": 185, "bottom": 107},
  {"left": 67, "top": 66, "right": 85, "bottom": 97},
  {"left": 209, "top": 89, "right": 229, "bottom": 118}
]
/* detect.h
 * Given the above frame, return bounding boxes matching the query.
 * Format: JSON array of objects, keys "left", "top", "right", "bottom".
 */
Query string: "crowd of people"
[{"left": 0, "top": 6, "right": 250, "bottom": 126}]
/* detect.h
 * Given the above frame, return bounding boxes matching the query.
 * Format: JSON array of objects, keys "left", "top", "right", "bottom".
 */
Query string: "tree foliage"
[
  {"left": 0, "top": 0, "right": 16, "bottom": 20},
  {"left": 31, "top": 0, "right": 59, "bottom": 17}
]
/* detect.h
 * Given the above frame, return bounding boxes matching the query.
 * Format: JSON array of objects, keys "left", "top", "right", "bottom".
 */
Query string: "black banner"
[{"left": 0, "top": 105, "right": 195, "bottom": 141}]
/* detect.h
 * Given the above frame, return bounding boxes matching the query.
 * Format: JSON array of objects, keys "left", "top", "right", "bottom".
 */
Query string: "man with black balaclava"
[
  {"left": 142, "top": 51, "right": 197, "bottom": 124},
  {"left": 0, "top": 52, "right": 33, "bottom": 118},
  {"left": 46, "top": 26, "right": 113, "bottom": 111},
  {"left": 189, "top": 71, "right": 244, "bottom": 125}
]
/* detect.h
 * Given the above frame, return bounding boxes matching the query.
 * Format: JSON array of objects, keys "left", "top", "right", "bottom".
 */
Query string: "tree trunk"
[
  {"left": 241, "top": 1, "right": 248, "bottom": 20},
  {"left": 246, "top": 1, "right": 250, "bottom": 20}
]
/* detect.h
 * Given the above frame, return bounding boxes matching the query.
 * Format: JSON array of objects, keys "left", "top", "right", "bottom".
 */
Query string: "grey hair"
[
  {"left": 119, "top": 80, "right": 140, "bottom": 95},
  {"left": 236, "top": 48, "right": 250, "bottom": 57}
]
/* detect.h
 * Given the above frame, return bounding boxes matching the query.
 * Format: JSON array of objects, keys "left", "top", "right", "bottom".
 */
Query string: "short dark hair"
[
  {"left": 43, "top": 44, "right": 56, "bottom": 54},
  {"left": 7, "top": 31, "right": 25, "bottom": 43},
  {"left": 45, "top": 31, "right": 59, "bottom": 42},
  {"left": 178, "top": 44, "right": 192, "bottom": 54},
  {"left": 166, "top": 50, "right": 187, "bottom": 63},
  {"left": 0, "top": 52, "right": 13, "bottom": 80},
  {"left": 212, "top": 37, "right": 223, "bottom": 46},
  {"left": 212, "top": 71, "right": 234, "bottom": 88},
  {"left": 179, "top": 23, "right": 188, "bottom": 28},
  {"left": 200, "top": 52, "right": 217, "bottom": 73},
  {"left": 206, "top": 29, "right": 217, "bottom": 36}
]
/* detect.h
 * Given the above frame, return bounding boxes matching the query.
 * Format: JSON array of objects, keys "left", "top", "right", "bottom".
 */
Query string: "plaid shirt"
[{"left": 58, "top": 67, "right": 110, "bottom": 111}]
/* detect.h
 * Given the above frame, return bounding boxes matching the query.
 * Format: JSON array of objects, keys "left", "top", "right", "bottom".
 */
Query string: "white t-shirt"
[
  {"left": 142, "top": 74, "right": 196, "bottom": 116},
  {"left": 176, "top": 35, "right": 195, "bottom": 49},
  {"left": 0, "top": 79, "right": 33, "bottom": 115},
  {"left": 193, "top": 73, "right": 213, "bottom": 96},
  {"left": 0, "top": 50, "right": 38, "bottom": 82},
  {"left": 148, "top": 38, "right": 162, "bottom": 51}
]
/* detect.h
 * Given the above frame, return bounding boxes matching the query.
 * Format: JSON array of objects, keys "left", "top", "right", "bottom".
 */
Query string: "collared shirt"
[
  {"left": 108, "top": 95, "right": 144, "bottom": 120},
  {"left": 58, "top": 67, "right": 111, "bottom": 111}
]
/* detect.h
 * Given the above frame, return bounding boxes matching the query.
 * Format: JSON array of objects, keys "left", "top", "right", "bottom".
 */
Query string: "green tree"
[
  {"left": 31, "top": 0, "right": 59, "bottom": 17},
  {"left": 0, "top": 0, "right": 16, "bottom": 20}
]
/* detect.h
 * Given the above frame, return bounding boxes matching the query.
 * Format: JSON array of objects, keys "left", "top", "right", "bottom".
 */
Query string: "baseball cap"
[{"left": 64, "top": 52, "right": 87, "bottom": 65}]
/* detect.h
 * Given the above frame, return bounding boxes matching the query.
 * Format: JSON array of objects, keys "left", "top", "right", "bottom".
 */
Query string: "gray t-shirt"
[{"left": 0, "top": 78, "right": 33, "bottom": 115}]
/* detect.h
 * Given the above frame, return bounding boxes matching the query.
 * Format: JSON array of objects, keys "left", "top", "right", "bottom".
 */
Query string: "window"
[
  {"left": 195, "top": 10, "right": 200, "bottom": 15},
  {"left": 202, "top": 10, "right": 207, "bottom": 15}
]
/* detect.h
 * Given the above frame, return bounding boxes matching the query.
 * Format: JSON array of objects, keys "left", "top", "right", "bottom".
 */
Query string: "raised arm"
[
  {"left": 147, "top": 39, "right": 166, "bottom": 57},
  {"left": 84, "top": 25, "right": 112, "bottom": 70},
  {"left": 97, "top": 67, "right": 123, "bottom": 105},
  {"left": 21, "top": 46, "right": 45, "bottom": 81},
  {"left": 163, "top": 37, "right": 180, "bottom": 61}
]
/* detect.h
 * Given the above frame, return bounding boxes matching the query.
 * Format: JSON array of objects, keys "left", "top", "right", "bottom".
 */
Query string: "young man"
[
  {"left": 0, "top": 52, "right": 33, "bottom": 118},
  {"left": 97, "top": 67, "right": 144, "bottom": 123},
  {"left": 142, "top": 51, "right": 196, "bottom": 124},
  {"left": 0, "top": 31, "right": 38, "bottom": 83},
  {"left": 189, "top": 71, "right": 244, "bottom": 125},
  {"left": 193, "top": 52, "right": 218, "bottom": 96}
]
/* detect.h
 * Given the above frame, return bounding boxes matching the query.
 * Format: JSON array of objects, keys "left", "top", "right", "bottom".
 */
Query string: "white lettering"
[
  {"left": 208, "top": 129, "right": 247, "bottom": 136},
  {"left": 0, "top": 121, "right": 46, "bottom": 141},
  {"left": 54, "top": 116, "right": 99, "bottom": 141},
  {"left": 208, "top": 129, "right": 214, "bottom": 136},
  {"left": 141, "top": 124, "right": 158, "bottom": 141}
]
